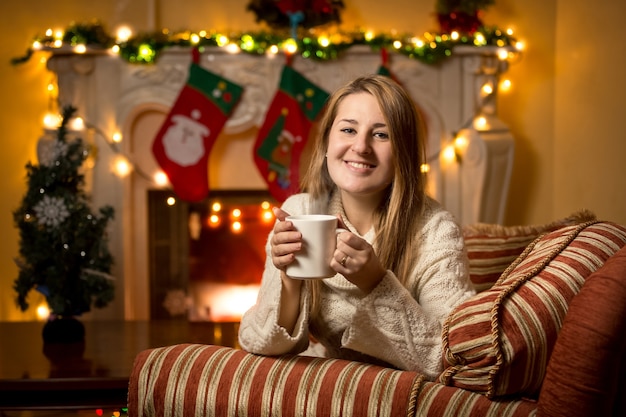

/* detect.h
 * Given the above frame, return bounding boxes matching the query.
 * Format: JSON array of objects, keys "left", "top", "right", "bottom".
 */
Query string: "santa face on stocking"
[
  {"left": 152, "top": 49, "right": 243, "bottom": 202},
  {"left": 162, "top": 112, "right": 210, "bottom": 167}
]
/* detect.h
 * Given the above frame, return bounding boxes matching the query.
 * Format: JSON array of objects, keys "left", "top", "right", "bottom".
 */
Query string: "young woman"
[{"left": 238, "top": 74, "right": 474, "bottom": 380}]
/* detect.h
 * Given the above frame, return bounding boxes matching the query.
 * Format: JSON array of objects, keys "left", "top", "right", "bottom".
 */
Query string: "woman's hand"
[
  {"left": 270, "top": 207, "right": 303, "bottom": 334},
  {"left": 270, "top": 207, "right": 302, "bottom": 271},
  {"left": 332, "top": 219, "right": 386, "bottom": 294}
]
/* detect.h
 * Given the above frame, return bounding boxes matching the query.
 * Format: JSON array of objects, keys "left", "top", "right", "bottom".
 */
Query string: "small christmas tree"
[{"left": 13, "top": 106, "right": 115, "bottom": 318}]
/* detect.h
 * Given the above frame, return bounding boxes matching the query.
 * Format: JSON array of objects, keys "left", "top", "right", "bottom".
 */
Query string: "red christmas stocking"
[
  {"left": 377, "top": 47, "right": 400, "bottom": 83},
  {"left": 152, "top": 49, "right": 243, "bottom": 202},
  {"left": 254, "top": 64, "right": 328, "bottom": 202}
]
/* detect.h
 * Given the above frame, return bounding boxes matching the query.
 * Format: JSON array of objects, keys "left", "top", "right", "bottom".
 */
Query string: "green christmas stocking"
[
  {"left": 254, "top": 65, "right": 328, "bottom": 202},
  {"left": 152, "top": 48, "right": 243, "bottom": 202}
]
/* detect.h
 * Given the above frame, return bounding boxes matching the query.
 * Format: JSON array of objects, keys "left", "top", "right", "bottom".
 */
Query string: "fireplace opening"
[{"left": 148, "top": 189, "right": 276, "bottom": 321}]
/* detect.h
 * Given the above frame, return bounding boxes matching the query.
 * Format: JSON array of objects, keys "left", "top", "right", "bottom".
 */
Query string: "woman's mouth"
[{"left": 346, "top": 161, "right": 375, "bottom": 169}]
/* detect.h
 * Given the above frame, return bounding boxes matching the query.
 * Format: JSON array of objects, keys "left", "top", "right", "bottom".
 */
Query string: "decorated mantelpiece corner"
[{"left": 13, "top": 106, "right": 115, "bottom": 343}]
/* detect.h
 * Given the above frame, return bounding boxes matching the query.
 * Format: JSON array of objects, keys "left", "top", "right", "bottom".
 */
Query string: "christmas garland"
[{"left": 11, "top": 20, "right": 518, "bottom": 66}]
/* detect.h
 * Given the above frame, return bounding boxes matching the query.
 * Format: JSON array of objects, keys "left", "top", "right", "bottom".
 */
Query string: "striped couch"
[{"left": 128, "top": 218, "right": 626, "bottom": 416}]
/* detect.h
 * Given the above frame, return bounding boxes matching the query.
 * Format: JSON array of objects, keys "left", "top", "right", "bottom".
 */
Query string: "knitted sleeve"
[
  {"left": 341, "top": 201, "right": 474, "bottom": 380},
  {"left": 238, "top": 194, "right": 312, "bottom": 355}
]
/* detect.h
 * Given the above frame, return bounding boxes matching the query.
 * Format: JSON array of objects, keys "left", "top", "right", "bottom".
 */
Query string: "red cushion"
[{"left": 537, "top": 245, "right": 626, "bottom": 417}]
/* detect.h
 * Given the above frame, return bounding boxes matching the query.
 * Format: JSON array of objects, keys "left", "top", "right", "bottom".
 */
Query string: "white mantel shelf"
[{"left": 46, "top": 46, "right": 515, "bottom": 320}]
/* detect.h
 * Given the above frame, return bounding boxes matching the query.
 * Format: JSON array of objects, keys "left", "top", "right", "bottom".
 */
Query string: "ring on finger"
[{"left": 339, "top": 255, "right": 348, "bottom": 267}]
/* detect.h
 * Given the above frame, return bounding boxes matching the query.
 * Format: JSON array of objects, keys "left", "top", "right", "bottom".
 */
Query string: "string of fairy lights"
[{"left": 27, "top": 20, "right": 523, "bottom": 224}]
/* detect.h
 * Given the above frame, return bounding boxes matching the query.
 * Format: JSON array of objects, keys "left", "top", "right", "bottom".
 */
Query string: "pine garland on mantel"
[{"left": 11, "top": 18, "right": 518, "bottom": 66}]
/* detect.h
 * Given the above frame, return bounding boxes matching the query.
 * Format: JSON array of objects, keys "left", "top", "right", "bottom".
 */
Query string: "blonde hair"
[{"left": 301, "top": 74, "right": 427, "bottom": 316}]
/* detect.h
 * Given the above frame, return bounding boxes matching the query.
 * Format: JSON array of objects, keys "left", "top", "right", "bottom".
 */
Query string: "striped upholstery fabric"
[
  {"left": 463, "top": 210, "right": 596, "bottom": 292},
  {"left": 440, "top": 221, "right": 626, "bottom": 399},
  {"left": 414, "top": 381, "right": 538, "bottom": 416},
  {"left": 128, "top": 343, "right": 425, "bottom": 417}
]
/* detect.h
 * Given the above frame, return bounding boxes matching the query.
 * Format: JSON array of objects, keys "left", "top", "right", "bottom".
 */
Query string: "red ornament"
[{"left": 437, "top": 11, "right": 483, "bottom": 34}]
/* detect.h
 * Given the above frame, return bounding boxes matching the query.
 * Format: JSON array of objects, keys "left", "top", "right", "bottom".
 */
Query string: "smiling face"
[{"left": 326, "top": 92, "right": 395, "bottom": 201}]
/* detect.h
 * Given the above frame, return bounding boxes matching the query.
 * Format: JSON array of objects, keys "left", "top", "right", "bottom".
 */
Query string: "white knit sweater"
[{"left": 238, "top": 193, "right": 474, "bottom": 380}]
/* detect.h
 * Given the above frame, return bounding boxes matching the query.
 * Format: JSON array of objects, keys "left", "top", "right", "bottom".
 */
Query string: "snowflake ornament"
[
  {"left": 38, "top": 138, "right": 69, "bottom": 167},
  {"left": 33, "top": 195, "right": 70, "bottom": 228}
]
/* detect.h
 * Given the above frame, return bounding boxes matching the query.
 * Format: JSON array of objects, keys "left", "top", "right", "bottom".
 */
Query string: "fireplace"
[
  {"left": 148, "top": 189, "right": 275, "bottom": 320},
  {"left": 47, "top": 45, "right": 515, "bottom": 320}
]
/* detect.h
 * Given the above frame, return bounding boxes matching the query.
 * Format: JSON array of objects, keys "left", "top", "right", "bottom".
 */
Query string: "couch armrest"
[
  {"left": 537, "top": 245, "right": 626, "bottom": 417},
  {"left": 128, "top": 344, "right": 424, "bottom": 417}
]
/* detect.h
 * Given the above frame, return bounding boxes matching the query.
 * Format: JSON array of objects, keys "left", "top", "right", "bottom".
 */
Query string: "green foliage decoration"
[
  {"left": 11, "top": 20, "right": 517, "bottom": 66},
  {"left": 13, "top": 106, "right": 115, "bottom": 317}
]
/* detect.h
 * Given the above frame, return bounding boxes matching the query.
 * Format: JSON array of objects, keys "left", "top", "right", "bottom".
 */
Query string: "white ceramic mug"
[{"left": 285, "top": 214, "right": 341, "bottom": 279}]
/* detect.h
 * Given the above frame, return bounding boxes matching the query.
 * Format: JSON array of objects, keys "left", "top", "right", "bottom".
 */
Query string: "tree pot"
[{"left": 42, "top": 316, "right": 85, "bottom": 344}]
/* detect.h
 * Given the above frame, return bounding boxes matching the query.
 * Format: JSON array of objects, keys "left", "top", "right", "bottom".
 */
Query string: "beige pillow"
[{"left": 463, "top": 210, "right": 596, "bottom": 292}]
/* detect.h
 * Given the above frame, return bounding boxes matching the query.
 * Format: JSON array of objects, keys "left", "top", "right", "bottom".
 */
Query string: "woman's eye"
[
  {"left": 374, "top": 131, "right": 389, "bottom": 140},
  {"left": 340, "top": 127, "right": 356, "bottom": 134}
]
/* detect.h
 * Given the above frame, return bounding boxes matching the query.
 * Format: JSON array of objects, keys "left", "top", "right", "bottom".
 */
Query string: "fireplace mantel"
[{"left": 47, "top": 46, "right": 514, "bottom": 319}]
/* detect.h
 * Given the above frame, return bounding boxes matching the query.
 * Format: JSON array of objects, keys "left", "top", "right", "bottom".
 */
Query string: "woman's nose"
[{"left": 350, "top": 134, "right": 371, "bottom": 154}]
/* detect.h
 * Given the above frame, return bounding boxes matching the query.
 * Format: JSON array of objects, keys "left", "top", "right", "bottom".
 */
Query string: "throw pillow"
[
  {"left": 440, "top": 220, "right": 626, "bottom": 399},
  {"left": 463, "top": 210, "right": 596, "bottom": 292}
]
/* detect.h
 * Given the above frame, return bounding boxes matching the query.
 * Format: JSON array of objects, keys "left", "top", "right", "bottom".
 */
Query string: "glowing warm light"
[
  {"left": 451, "top": 31, "right": 460, "bottom": 40},
  {"left": 474, "top": 33, "right": 486, "bottom": 46},
  {"left": 194, "top": 283, "right": 260, "bottom": 321},
  {"left": 73, "top": 44, "right": 87, "bottom": 54},
  {"left": 111, "top": 45, "right": 120, "bottom": 54},
  {"left": 267, "top": 45, "right": 279, "bottom": 56},
  {"left": 231, "top": 221, "right": 242, "bottom": 233},
  {"left": 167, "top": 197, "right": 176, "bottom": 206},
  {"left": 497, "top": 48, "right": 509, "bottom": 60},
  {"left": 442, "top": 145, "right": 457, "bottom": 162},
  {"left": 36, "top": 303, "right": 50, "bottom": 320},
  {"left": 47, "top": 82, "right": 55, "bottom": 93},
  {"left": 453, "top": 135, "right": 469, "bottom": 157},
  {"left": 364, "top": 31, "right": 375, "bottom": 41},
  {"left": 261, "top": 201, "right": 271, "bottom": 210},
  {"left": 43, "top": 112, "right": 61, "bottom": 129},
  {"left": 113, "top": 157, "right": 132, "bottom": 178},
  {"left": 392, "top": 40, "right": 402, "bottom": 49},
  {"left": 481, "top": 83, "right": 494, "bottom": 96},
  {"left": 45, "top": 28, "right": 53, "bottom": 37},
  {"left": 154, "top": 171, "right": 169, "bottom": 186},
  {"left": 138, "top": 44, "right": 154, "bottom": 60},
  {"left": 190, "top": 33, "right": 200, "bottom": 44},
  {"left": 67, "top": 116, "right": 85, "bottom": 131},
  {"left": 506, "top": 28, "right": 515, "bottom": 36},
  {"left": 318, "top": 36, "right": 330, "bottom": 47},
  {"left": 262, "top": 210, "right": 274, "bottom": 222},
  {"left": 500, "top": 79, "right": 512, "bottom": 92},
  {"left": 116, "top": 26, "right": 133, "bottom": 42},
  {"left": 208, "top": 214, "right": 221, "bottom": 228},
  {"left": 32, "top": 40, "right": 43, "bottom": 50},
  {"left": 474, "top": 116, "right": 489, "bottom": 130},
  {"left": 411, "top": 37, "right": 424, "bottom": 48},
  {"left": 216, "top": 35, "right": 229, "bottom": 47},
  {"left": 225, "top": 43, "right": 240, "bottom": 54},
  {"left": 283, "top": 38, "right": 298, "bottom": 54},
  {"left": 232, "top": 208, "right": 242, "bottom": 218},
  {"left": 112, "top": 132, "right": 123, "bottom": 143},
  {"left": 515, "top": 41, "right": 525, "bottom": 51},
  {"left": 420, "top": 163, "right": 430, "bottom": 173},
  {"left": 54, "top": 30, "right": 63, "bottom": 40},
  {"left": 211, "top": 202, "right": 222, "bottom": 212}
]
